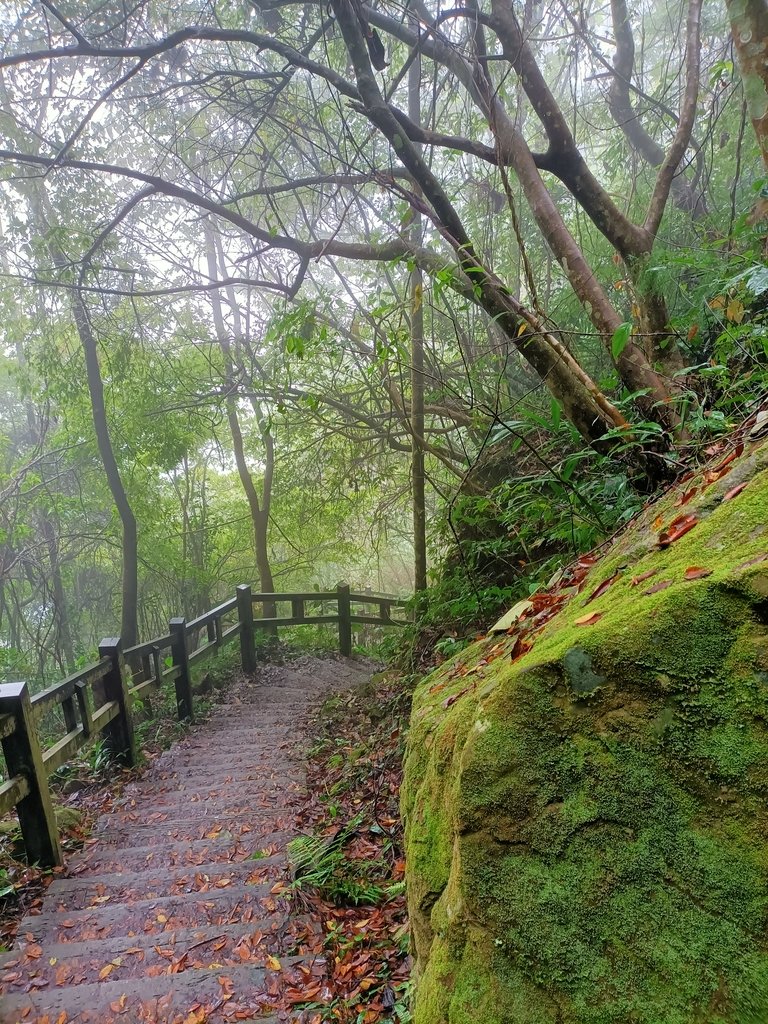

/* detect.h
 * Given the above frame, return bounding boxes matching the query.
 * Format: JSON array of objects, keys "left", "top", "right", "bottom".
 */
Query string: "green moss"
[{"left": 404, "top": 454, "right": 768, "bottom": 1023}]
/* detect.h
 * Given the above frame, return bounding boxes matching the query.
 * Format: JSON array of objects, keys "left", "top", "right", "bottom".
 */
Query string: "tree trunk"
[
  {"left": 73, "top": 289, "right": 140, "bottom": 648},
  {"left": 204, "top": 221, "right": 276, "bottom": 606},
  {"left": 409, "top": 47, "right": 428, "bottom": 595},
  {"left": 727, "top": 0, "right": 768, "bottom": 172},
  {"left": 29, "top": 189, "right": 139, "bottom": 648}
]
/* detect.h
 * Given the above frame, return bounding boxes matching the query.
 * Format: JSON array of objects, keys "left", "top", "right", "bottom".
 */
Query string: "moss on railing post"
[
  {"left": 98, "top": 638, "right": 138, "bottom": 767},
  {"left": 0, "top": 682, "right": 62, "bottom": 867},
  {"left": 236, "top": 584, "right": 257, "bottom": 673},
  {"left": 169, "top": 618, "right": 194, "bottom": 722}
]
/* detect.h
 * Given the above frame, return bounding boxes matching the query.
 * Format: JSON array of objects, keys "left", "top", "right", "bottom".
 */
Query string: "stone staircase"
[{"left": 0, "top": 657, "right": 372, "bottom": 1023}]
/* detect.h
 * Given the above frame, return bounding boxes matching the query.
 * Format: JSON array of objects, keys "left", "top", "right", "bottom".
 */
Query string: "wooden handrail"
[{"left": 0, "top": 581, "right": 411, "bottom": 867}]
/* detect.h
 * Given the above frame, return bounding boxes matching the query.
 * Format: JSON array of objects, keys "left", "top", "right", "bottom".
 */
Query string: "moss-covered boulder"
[{"left": 403, "top": 437, "right": 768, "bottom": 1024}]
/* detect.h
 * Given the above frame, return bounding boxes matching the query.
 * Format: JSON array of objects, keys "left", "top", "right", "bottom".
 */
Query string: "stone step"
[
  {"left": 68, "top": 830, "right": 289, "bottom": 874},
  {"left": 44, "top": 853, "right": 286, "bottom": 910},
  {"left": 89, "top": 806, "right": 293, "bottom": 843},
  {"left": 1, "top": 917, "right": 300, "bottom": 988},
  {"left": 21, "top": 882, "right": 281, "bottom": 944},
  {"left": 0, "top": 915, "right": 287, "bottom": 971},
  {"left": 0, "top": 958, "right": 320, "bottom": 1023}
]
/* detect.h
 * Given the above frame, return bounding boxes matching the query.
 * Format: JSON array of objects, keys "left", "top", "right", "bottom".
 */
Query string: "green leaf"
[{"left": 611, "top": 322, "right": 633, "bottom": 361}]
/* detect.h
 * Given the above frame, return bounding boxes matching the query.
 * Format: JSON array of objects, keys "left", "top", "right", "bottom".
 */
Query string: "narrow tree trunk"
[
  {"left": 73, "top": 289, "right": 139, "bottom": 648},
  {"left": 409, "top": 49, "right": 428, "bottom": 594},
  {"left": 30, "top": 191, "right": 139, "bottom": 648},
  {"left": 40, "top": 513, "right": 76, "bottom": 671},
  {"left": 204, "top": 222, "right": 276, "bottom": 603},
  {"left": 726, "top": 0, "right": 768, "bottom": 172}
]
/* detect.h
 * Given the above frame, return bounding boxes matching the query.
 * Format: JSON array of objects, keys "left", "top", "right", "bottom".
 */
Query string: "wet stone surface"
[{"left": 0, "top": 655, "right": 374, "bottom": 1024}]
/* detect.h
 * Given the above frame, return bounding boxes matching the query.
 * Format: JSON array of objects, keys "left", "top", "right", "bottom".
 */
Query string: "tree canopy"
[{"left": 0, "top": 0, "right": 766, "bottom": 680}]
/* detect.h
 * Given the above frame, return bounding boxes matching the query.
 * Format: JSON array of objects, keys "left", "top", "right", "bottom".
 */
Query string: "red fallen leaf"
[
  {"left": 442, "top": 685, "right": 472, "bottom": 708},
  {"left": 575, "top": 612, "right": 603, "bottom": 626},
  {"left": 631, "top": 569, "right": 658, "bottom": 586},
  {"left": 509, "top": 635, "right": 532, "bottom": 661},
  {"left": 658, "top": 514, "right": 698, "bottom": 547},
  {"left": 703, "top": 443, "right": 745, "bottom": 484},
  {"left": 585, "top": 571, "right": 619, "bottom": 604},
  {"left": 644, "top": 579, "right": 673, "bottom": 594},
  {"left": 684, "top": 566, "right": 713, "bottom": 581},
  {"left": 674, "top": 486, "right": 698, "bottom": 507},
  {"left": 25, "top": 945, "right": 43, "bottom": 959},
  {"left": 724, "top": 482, "right": 748, "bottom": 501}
]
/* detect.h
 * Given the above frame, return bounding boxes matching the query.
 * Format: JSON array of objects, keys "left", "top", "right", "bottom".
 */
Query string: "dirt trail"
[{"left": 0, "top": 654, "right": 374, "bottom": 1024}]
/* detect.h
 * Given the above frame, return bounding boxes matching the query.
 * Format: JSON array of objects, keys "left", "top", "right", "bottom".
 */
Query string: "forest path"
[{"left": 0, "top": 654, "right": 375, "bottom": 1024}]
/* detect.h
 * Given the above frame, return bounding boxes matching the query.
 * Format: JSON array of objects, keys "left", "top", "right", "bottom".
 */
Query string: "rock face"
[{"left": 403, "top": 438, "right": 768, "bottom": 1024}]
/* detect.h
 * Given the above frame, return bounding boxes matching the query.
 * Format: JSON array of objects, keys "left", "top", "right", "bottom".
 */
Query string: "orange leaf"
[
  {"left": 631, "top": 569, "right": 658, "bottom": 586},
  {"left": 99, "top": 963, "right": 115, "bottom": 980},
  {"left": 658, "top": 514, "right": 698, "bottom": 547},
  {"left": 673, "top": 486, "right": 698, "bottom": 507},
  {"left": 684, "top": 567, "right": 713, "bottom": 581},
  {"left": 644, "top": 579, "right": 673, "bottom": 595},
  {"left": 585, "top": 572, "right": 619, "bottom": 605},
  {"left": 575, "top": 612, "right": 603, "bottom": 626},
  {"left": 266, "top": 955, "right": 282, "bottom": 971},
  {"left": 25, "top": 945, "right": 42, "bottom": 960},
  {"left": 724, "top": 482, "right": 748, "bottom": 501}
]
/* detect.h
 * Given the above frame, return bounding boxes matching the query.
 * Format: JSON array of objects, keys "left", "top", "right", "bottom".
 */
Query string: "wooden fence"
[{"left": 0, "top": 583, "right": 409, "bottom": 867}]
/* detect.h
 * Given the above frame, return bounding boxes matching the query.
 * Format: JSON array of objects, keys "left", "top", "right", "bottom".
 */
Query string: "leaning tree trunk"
[
  {"left": 29, "top": 187, "right": 140, "bottom": 649},
  {"left": 727, "top": 0, "right": 768, "bottom": 172}
]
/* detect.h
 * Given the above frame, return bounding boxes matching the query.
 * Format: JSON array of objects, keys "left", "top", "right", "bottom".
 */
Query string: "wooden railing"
[{"left": 0, "top": 583, "right": 409, "bottom": 867}]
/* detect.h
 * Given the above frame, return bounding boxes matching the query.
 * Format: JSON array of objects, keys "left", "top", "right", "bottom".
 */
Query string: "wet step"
[
  {"left": 44, "top": 853, "right": 285, "bottom": 909},
  {"left": 20, "top": 882, "right": 281, "bottom": 944},
  {"left": 0, "top": 656, "right": 367, "bottom": 1024},
  {"left": 69, "top": 830, "right": 290, "bottom": 874},
  {"left": 1, "top": 957, "right": 322, "bottom": 1022}
]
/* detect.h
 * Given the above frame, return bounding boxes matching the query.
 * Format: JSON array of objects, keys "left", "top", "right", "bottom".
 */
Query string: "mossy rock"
[
  {"left": 55, "top": 806, "right": 84, "bottom": 831},
  {"left": 403, "top": 438, "right": 768, "bottom": 1023}
]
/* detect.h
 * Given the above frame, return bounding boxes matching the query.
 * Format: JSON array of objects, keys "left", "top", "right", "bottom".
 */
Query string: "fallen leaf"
[
  {"left": 266, "top": 955, "right": 282, "bottom": 971},
  {"left": 658, "top": 514, "right": 698, "bottom": 547},
  {"left": 673, "top": 486, "right": 698, "bottom": 507},
  {"left": 585, "top": 572, "right": 619, "bottom": 604},
  {"left": 684, "top": 567, "right": 713, "bottom": 581},
  {"left": 575, "top": 612, "right": 603, "bottom": 626},
  {"left": 631, "top": 569, "right": 658, "bottom": 586},
  {"left": 644, "top": 580, "right": 673, "bottom": 595},
  {"left": 724, "top": 482, "right": 748, "bottom": 501}
]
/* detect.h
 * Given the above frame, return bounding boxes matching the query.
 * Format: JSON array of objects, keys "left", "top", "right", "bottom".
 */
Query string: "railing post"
[
  {"left": 0, "top": 682, "right": 62, "bottom": 867},
  {"left": 169, "top": 618, "right": 194, "bottom": 722},
  {"left": 236, "top": 585, "right": 256, "bottom": 673},
  {"left": 337, "top": 583, "right": 352, "bottom": 657},
  {"left": 98, "top": 638, "right": 138, "bottom": 767}
]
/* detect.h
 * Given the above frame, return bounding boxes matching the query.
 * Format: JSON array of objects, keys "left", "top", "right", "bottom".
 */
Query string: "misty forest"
[{"left": 1, "top": 1, "right": 768, "bottom": 1022}]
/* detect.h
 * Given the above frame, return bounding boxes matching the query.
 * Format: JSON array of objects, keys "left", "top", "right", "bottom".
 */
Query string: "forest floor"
[{"left": 0, "top": 653, "right": 411, "bottom": 1024}]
